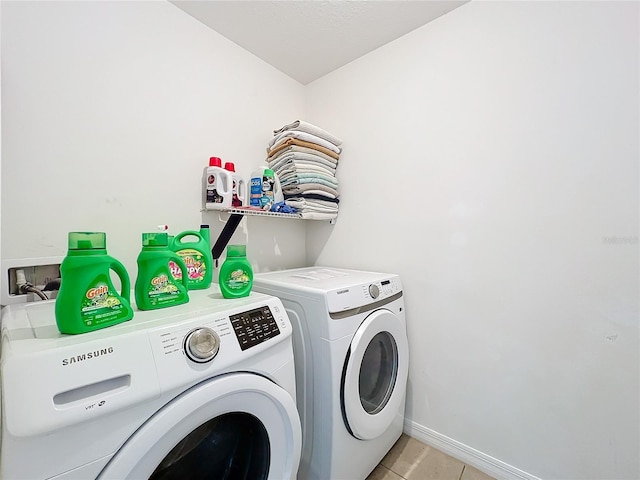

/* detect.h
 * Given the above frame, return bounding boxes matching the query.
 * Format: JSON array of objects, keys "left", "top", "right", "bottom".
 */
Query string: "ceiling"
[{"left": 170, "top": 1, "right": 469, "bottom": 85}]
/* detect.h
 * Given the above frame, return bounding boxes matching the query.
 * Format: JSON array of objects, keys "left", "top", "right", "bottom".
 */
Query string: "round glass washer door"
[
  {"left": 342, "top": 309, "right": 409, "bottom": 440},
  {"left": 97, "top": 373, "right": 301, "bottom": 480}
]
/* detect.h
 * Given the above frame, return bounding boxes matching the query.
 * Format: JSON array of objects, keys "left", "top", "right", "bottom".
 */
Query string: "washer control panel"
[
  {"left": 148, "top": 296, "right": 290, "bottom": 393},
  {"left": 184, "top": 327, "right": 221, "bottom": 363},
  {"left": 229, "top": 305, "right": 280, "bottom": 351}
]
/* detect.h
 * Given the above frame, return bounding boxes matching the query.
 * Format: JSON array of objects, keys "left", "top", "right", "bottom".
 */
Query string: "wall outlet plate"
[{"left": 1, "top": 257, "right": 64, "bottom": 306}]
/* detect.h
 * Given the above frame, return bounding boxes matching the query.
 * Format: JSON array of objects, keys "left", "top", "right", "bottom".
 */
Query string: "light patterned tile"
[
  {"left": 404, "top": 448, "right": 465, "bottom": 480},
  {"left": 461, "top": 465, "right": 496, "bottom": 480},
  {"left": 380, "top": 434, "right": 431, "bottom": 477},
  {"left": 366, "top": 464, "right": 405, "bottom": 480}
]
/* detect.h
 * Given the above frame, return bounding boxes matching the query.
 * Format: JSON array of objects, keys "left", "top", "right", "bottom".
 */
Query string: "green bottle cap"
[
  {"left": 68, "top": 232, "right": 106, "bottom": 250},
  {"left": 264, "top": 169, "right": 274, "bottom": 177},
  {"left": 227, "top": 244, "right": 246, "bottom": 257},
  {"left": 142, "top": 232, "right": 168, "bottom": 247}
]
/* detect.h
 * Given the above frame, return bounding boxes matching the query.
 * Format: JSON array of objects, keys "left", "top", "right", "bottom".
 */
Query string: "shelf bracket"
[
  {"left": 207, "top": 207, "right": 335, "bottom": 261},
  {"left": 211, "top": 213, "right": 243, "bottom": 261}
]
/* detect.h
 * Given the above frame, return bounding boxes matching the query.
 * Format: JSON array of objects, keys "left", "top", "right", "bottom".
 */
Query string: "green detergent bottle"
[
  {"left": 55, "top": 232, "right": 133, "bottom": 335},
  {"left": 219, "top": 244, "right": 253, "bottom": 298},
  {"left": 169, "top": 225, "right": 213, "bottom": 290},
  {"left": 135, "top": 232, "right": 189, "bottom": 311}
]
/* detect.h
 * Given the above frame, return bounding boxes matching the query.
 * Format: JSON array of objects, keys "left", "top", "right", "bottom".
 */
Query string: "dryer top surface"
[
  {"left": 255, "top": 266, "right": 399, "bottom": 293},
  {"left": 254, "top": 267, "right": 403, "bottom": 315}
]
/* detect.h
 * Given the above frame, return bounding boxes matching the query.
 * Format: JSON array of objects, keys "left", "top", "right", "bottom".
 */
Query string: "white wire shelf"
[{"left": 203, "top": 207, "right": 303, "bottom": 219}]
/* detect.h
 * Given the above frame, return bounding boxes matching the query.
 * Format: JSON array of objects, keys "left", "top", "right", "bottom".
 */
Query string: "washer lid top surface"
[{"left": 1, "top": 285, "right": 279, "bottom": 346}]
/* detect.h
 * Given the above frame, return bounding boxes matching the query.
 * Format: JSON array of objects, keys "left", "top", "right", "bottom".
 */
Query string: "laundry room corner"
[{"left": 0, "top": 1, "right": 637, "bottom": 479}]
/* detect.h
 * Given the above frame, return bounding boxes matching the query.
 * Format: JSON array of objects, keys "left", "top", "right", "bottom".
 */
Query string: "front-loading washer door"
[
  {"left": 342, "top": 309, "right": 409, "bottom": 440},
  {"left": 97, "top": 373, "right": 301, "bottom": 480}
]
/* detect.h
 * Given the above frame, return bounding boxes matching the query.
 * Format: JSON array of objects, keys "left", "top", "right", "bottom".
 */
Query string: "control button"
[
  {"left": 369, "top": 284, "right": 380, "bottom": 299},
  {"left": 185, "top": 327, "right": 220, "bottom": 363}
]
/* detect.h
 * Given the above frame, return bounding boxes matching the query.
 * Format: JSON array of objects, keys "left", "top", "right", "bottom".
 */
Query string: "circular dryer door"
[
  {"left": 342, "top": 309, "right": 409, "bottom": 440},
  {"left": 97, "top": 373, "right": 301, "bottom": 480}
]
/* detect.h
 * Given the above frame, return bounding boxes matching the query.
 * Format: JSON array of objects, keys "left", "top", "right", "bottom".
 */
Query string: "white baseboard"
[{"left": 403, "top": 419, "right": 542, "bottom": 480}]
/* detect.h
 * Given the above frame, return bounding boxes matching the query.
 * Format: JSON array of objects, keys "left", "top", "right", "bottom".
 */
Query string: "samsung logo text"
[{"left": 62, "top": 347, "right": 114, "bottom": 366}]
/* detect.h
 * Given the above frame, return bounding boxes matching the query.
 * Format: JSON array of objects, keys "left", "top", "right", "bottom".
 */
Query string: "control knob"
[
  {"left": 368, "top": 284, "right": 380, "bottom": 299},
  {"left": 184, "top": 327, "right": 220, "bottom": 363}
]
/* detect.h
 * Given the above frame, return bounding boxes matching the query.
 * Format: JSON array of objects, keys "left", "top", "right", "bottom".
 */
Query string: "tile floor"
[{"left": 367, "top": 434, "right": 496, "bottom": 480}]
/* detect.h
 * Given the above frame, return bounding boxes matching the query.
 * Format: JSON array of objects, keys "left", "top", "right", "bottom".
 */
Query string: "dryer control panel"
[{"left": 327, "top": 276, "right": 402, "bottom": 313}]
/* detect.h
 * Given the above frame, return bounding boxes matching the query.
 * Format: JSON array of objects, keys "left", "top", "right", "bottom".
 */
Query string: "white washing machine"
[
  {"left": 253, "top": 267, "right": 409, "bottom": 480},
  {"left": 0, "top": 286, "right": 301, "bottom": 480}
]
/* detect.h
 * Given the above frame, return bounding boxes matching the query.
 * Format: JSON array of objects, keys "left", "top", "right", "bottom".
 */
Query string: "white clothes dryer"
[
  {"left": 253, "top": 267, "right": 408, "bottom": 480},
  {"left": 0, "top": 286, "right": 301, "bottom": 480}
]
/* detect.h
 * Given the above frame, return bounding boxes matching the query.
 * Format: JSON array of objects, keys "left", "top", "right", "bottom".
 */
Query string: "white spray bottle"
[
  {"left": 224, "top": 162, "right": 247, "bottom": 207},
  {"left": 204, "top": 157, "right": 233, "bottom": 210}
]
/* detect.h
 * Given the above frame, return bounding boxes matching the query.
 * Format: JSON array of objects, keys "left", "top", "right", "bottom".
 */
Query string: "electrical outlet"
[{"left": 2, "top": 257, "right": 64, "bottom": 306}]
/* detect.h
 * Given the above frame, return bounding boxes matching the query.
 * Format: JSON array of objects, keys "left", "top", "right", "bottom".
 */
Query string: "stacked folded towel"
[{"left": 267, "top": 120, "right": 342, "bottom": 220}]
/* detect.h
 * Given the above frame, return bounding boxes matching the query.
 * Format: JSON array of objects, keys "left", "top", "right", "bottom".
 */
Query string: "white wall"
[
  {"left": 306, "top": 1, "right": 639, "bottom": 479},
  {"left": 1, "top": 1, "right": 307, "bottom": 283},
  {"left": 0, "top": 3, "right": 3, "bottom": 284}
]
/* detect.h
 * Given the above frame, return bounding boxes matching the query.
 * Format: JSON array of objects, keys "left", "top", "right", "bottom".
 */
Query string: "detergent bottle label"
[
  {"left": 147, "top": 269, "right": 181, "bottom": 306},
  {"left": 80, "top": 276, "right": 125, "bottom": 327},
  {"left": 250, "top": 177, "right": 262, "bottom": 206},
  {"left": 231, "top": 178, "right": 242, "bottom": 207},
  {"left": 171, "top": 249, "right": 206, "bottom": 285},
  {"left": 206, "top": 174, "right": 223, "bottom": 203},
  {"left": 260, "top": 174, "right": 275, "bottom": 208},
  {"left": 226, "top": 268, "right": 252, "bottom": 291}
]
